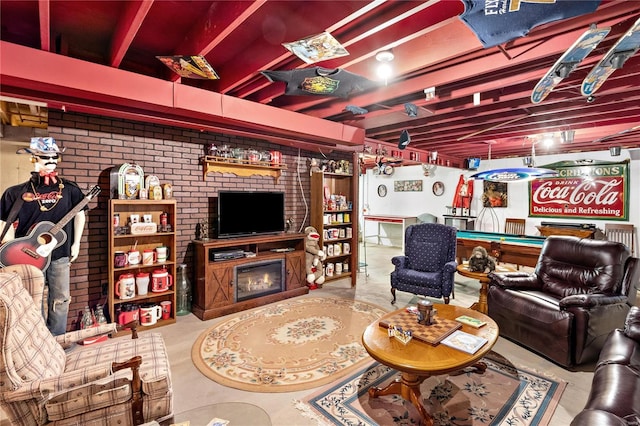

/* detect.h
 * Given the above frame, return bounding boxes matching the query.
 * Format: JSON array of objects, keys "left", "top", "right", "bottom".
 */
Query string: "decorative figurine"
[
  {"left": 468, "top": 246, "right": 497, "bottom": 273},
  {"left": 199, "top": 219, "right": 209, "bottom": 240}
]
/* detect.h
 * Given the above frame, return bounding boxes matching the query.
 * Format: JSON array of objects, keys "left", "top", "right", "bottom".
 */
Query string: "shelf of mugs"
[
  {"left": 115, "top": 302, "right": 175, "bottom": 330},
  {"left": 323, "top": 242, "right": 351, "bottom": 257},
  {"left": 324, "top": 260, "right": 351, "bottom": 280},
  {"left": 202, "top": 155, "right": 287, "bottom": 182},
  {"left": 323, "top": 227, "right": 353, "bottom": 241}
]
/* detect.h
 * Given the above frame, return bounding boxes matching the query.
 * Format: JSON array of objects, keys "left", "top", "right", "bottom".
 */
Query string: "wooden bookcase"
[
  {"left": 310, "top": 164, "right": 359, "bottom": 287},
  {"left": 108, "top": 199, "right": 177, "bottom": 333}
]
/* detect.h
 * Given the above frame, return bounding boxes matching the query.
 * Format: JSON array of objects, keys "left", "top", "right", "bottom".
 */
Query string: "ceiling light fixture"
[
  {"left": 375, "top": 50, "right": 394, "bottom": 62},
  {"left": 375, "top": 50, "right": 394, "bottom": 84},
  {"left": 424, "top": 87, "right": 436, "bottom": 101},
  {"left": 560, "top": 130, "right": 575, "bottom": 144}
]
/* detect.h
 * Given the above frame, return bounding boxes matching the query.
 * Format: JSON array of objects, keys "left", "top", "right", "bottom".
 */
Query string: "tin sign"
[{"left": 529, "top": 161, "right": 629, "bottom": 220}]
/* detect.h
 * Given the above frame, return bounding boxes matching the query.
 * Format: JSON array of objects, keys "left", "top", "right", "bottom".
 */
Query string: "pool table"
[{"left": 456, "top": 230, "right": 546, "bottom": 268}]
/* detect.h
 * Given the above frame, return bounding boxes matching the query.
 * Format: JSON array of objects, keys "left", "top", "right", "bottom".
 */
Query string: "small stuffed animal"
[
  {"left": 304, "top": 226, "right": 326, "bottom": 289},
  {"left": 468, "top": 246, "right": 496, "bottom": 273},
  {"left": 309, "top": 158, "right": 322, "bottom": 175}
]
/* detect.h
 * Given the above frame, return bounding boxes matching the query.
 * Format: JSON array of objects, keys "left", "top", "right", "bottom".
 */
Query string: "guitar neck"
[{"left": 48, "top": 186, "right": 100, "bottom": 235}]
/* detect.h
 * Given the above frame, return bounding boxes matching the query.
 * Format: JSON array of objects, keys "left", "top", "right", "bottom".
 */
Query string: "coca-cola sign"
[{"left": 529, "top": 161, "right": 629, "bottom": 220}]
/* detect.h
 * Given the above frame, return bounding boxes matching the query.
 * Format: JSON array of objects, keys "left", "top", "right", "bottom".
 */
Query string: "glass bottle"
[
  {"left": 94, "top": 304, "right": 108, "bottom": 325},
  {"left": 176, "top": 264, "right": 192, "bottom": 316},
  {"left": 81, "top": 306, "right": 95, "bottom": 329}
]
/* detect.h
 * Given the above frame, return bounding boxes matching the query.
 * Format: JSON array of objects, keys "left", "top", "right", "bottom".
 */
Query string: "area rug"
[
  {"left": 191, "top": 297, "right": 388, "bottom": 392},
  {"left": 295, "top": 351, "right": 567, "bottom": 426}
]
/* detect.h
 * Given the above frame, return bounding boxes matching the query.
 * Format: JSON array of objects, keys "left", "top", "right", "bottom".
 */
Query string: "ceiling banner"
[{"left": 528, "top": 160, "right": 629, "bottom": 220}]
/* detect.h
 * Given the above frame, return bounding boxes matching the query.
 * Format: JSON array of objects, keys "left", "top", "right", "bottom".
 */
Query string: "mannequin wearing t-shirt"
[{"left": 0, "top": 138, "right": 86, "bottom": 335}]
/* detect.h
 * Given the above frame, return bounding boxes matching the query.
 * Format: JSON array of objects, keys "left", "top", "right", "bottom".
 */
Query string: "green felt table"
[{"left": 456, "top": 230, "right": 546, "bottom": 268}]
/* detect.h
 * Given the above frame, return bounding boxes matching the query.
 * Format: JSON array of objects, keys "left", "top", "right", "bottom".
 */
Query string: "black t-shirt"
[
  {"left": 261, "top": 67, "right": 378, "bottom": 98},
  {"left": 0, "top": 173, "right": 86, "bottom": 260}
]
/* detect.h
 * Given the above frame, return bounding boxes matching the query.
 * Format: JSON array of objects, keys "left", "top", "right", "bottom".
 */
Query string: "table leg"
[
  {"left": 368, "top": 373, "right": 433, "bottom": 426},
  {"left": 470, "top": 279, "right": 489, "bottom": 314}
]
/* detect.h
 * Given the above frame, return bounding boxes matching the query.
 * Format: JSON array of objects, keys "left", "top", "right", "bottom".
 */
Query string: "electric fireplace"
[{"left": 234, "top": 259, "right": 285, "bottom": 302}]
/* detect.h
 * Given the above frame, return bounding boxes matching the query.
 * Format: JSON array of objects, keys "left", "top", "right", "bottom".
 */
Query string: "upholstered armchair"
[
  {"left": 0, "top": 264, "right": 173, "bottom": 425},
  {"left": 390, "top": 223, "right": 458, "bottom": 304},
  {"left": 487, "top": 236, "right": 640, "bottom": 368}
]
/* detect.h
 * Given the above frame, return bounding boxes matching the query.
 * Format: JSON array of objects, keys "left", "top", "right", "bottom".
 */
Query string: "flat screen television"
[{"left": 217, "top": 191, "right": 285, "bottom": 238}]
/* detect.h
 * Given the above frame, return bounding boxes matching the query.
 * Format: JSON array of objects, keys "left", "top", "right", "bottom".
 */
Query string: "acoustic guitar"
[{"left": 0, "top": 185, "right": 100, "bottom": 271}]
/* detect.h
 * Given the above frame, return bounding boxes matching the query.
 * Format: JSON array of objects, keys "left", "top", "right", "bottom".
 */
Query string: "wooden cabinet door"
[
  {"left": 206, "top": 263, "right": 234, "bottom": 307},
  {"left": 285, "top": 251, "right": 305, "bottom": 290}
]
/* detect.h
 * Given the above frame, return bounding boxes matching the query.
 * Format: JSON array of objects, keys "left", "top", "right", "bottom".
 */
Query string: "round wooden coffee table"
[
  {"left": 456, "top": 262, "right": 516, "bottom": 314},
  {"left": 362, "top": 305, "right": 498, "bottom": 426}
]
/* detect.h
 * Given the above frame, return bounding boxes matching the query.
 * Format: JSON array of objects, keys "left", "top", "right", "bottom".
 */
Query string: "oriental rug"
[
  {"left": 191, "top": 297, "right": 387, "bottom": 392},
  {"left": 295, "top": 351, "right": 566, "bottom": 426}
]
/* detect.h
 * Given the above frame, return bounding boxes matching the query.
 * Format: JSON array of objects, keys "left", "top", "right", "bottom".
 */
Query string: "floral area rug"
[
  {"left": 191, "top": 297, "right": 388, "bottom": 392},
  {"left": 295, "top": 351, "right": 566, "bottom": 426}
]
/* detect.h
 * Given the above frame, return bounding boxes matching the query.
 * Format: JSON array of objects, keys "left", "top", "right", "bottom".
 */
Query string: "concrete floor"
[{"left": 159, "top": 243, "right": 598, "bottom": 426}]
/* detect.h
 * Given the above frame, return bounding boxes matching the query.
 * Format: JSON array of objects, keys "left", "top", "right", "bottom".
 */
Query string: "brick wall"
[{"left": 48, "top": 110, "right": 352, "bottom": 331}]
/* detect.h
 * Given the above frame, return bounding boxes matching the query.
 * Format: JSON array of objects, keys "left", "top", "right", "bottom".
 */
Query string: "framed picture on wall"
[
  {"left": 482, "top": 181, "right": 508, "bottom": 207},
  {"left": 432, "top": 181, "right": 445, "bottom": 196}
]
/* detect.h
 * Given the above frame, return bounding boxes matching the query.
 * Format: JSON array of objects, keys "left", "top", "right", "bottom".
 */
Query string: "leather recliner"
[
  {"left": 487, "top": 236, "right": 639, "bottom": 368},
  {"left": 571, "top": 306, "right": 640, "bottom": 425}
]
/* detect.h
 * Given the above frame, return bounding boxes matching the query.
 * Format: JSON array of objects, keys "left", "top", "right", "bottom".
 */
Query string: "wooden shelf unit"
[
  {"left": 108, "top": 199, "right": 177, "bottom": 334},
  {"left": 193, "top": 233, "right": 309, "bottom": 320},
  {"left": 310, "top": 164, "right": 359, "bottom": 287},
  {"left": 202, "top": 155, "right": 287, "bottom": 182}
]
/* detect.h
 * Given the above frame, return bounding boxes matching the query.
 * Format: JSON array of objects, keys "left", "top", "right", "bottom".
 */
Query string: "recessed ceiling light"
[{"left": 375, "top": 50, "right": 394, "bottom": 62}]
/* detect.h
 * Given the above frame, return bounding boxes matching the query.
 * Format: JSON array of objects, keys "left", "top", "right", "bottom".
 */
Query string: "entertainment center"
[{"left": 192, "top": 233, "right": 308, "bottom": 320}]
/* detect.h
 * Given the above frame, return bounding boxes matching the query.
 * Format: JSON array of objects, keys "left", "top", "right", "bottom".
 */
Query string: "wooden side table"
[{"left": 456, "top": 262, "right": 516, "bottom": 314}]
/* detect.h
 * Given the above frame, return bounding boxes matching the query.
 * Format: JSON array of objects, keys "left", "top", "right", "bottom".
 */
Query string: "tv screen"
[{"left": 217, "top": 191, "right": 285, "bottom": 238}]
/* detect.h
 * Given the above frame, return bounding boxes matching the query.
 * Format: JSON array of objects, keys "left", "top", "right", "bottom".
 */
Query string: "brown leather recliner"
[{"left": 487, "top": 236, "right": 640, "bottom": 368}]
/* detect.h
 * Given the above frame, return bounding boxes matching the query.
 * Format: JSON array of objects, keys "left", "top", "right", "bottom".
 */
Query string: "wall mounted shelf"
[{"left": 202, "top": 155, "right": 287, "bottom": 182}]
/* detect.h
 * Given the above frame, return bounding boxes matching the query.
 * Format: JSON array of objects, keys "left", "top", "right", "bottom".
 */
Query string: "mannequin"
[{"left": 0, "top": 137, "right": 86, "bottom": 335}]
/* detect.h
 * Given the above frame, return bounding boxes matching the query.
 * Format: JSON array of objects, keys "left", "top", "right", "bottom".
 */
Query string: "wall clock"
[
  {"left": 432, "top": 181, "right": 445, "bottom": 196},
  {"left": 377, "top": 184, "right": 387, "bottom": 197}
]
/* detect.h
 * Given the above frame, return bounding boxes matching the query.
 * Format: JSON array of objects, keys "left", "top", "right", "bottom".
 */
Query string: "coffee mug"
[
  {"left": 114, "top": 251, "right": 128, "bottom": 268},
  {"left": 151, "top": 269, "right": 173, "bottom": 292},
  {"left": 269, "top": 150, "right": 282, "bottom": 165},
  {"left": 142, "top": 249, "right": 157, "bottom": 265},
  {"left": 156, "top": 246, "right": 168, "bottom": 263},
  {"left": 128, "top": 250, "right": 141, "bottom": 265},
  {"left": 130, "top": 214, "right": 140, "bottom": 224},
  {"left": 139, "top": 304, "right": 162, "bottom": 326},
  {"left": 160, "top": 300, "right": 172, "bottom": 320},
  {"left": 143, "top": 214, "right": 153, "bottom": 223},
  {"left": 118, "top": 304, "right": 139, "bottom": 325},
  {"left": 115, "top": 273, "right": 136, "bottom": 300},
  {"left": 135, "top": 272, "right": 150, "bottom": 296}
]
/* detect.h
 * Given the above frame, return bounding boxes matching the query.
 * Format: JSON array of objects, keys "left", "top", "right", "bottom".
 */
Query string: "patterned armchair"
[
  {"left": 390, "top": 223, "right": 458, "bottom": 304},
  {"left": 0, "top": 264, "right": 173, "bottom": 425}
]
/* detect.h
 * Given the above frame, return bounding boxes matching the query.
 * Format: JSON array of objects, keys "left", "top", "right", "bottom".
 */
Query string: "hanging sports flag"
[
  {"left": 458, "top": 0, "right": 601, "bottom": 48},
  {"left": 157, "top": 55, "right": 220, "bottom": 79}
]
